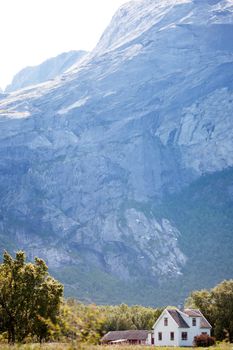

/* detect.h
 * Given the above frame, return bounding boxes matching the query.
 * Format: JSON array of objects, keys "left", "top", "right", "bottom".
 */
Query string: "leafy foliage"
[
  {"left": 0, "top": 251, "right": 63, "bottom": 343},
  {"left": 185, "top": 279, "right": 233, "bottom": 342},
  {"left": 99, "top": 304, "right": 162, "bottom": 332},
  {"left": 59, "top": 300, "right": 106, "bottom": 344},
  {"left": 59, "top": 300, "right": 162, "bottom": 344}
]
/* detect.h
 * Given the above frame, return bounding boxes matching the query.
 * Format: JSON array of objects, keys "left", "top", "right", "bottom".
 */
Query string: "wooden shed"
[{"left": 101, "top": 330, "right": 150, "bottom": 345}]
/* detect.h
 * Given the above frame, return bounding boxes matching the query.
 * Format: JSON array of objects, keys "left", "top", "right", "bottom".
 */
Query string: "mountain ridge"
[{"left": 5, "top": 50, "right": 87, "bottom": 93}]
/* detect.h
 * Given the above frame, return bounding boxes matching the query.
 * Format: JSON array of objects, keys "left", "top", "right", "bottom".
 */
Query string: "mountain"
[
  {"left": 5, "top": 50, "right": 87, "bottom": 92},
  {"left": 0, "top": 0, "right": 233, "bottom": 306}
]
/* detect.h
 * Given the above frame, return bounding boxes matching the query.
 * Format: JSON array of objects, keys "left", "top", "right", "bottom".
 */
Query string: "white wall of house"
[
  {"left": 178, "top": 327, "right": 193, "bottom": 347},
  {"left": 146, "top": 333, "right": 152, "bottom": 345},
  {"left": 153, "top": 309, "right": 179, "bottom": 346},
  {"left": 179, "top": 312, "right": 200, "bottom": 346},
  {"left": 178, "top": 312, "right": 211, "bottom": 346},
  {"left": 178, "top": 326, "right": 210, "bottom": 346},
  {"left": 201, "top": 328, "right": 211, "bottom": 336}
]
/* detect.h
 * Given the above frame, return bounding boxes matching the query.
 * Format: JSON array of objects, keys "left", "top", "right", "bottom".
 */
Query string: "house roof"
[
  {"left": 101, "top": 330, "right": 149, "bottom": 343},
  {"left": 200, "top": 318, "right": 212, "bottom": 329},
  {"left": 167, "top": 309, "right": 190, "bottom": 328},
  {"left": 184, "top": 309, "right": 202, "bottom": 317},
  {"left": 184, "top": 309, "right": 212, "bottom": 329}
]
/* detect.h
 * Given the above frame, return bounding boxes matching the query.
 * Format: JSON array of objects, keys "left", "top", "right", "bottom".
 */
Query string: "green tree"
[
  {"left": 59, "top": 300, "right": 163, "bottom": 344},
  {"left": 185, "top": 279, "right": 233, "bottom": 342},
  {"left": 100, "top": 303, "right": 163, "bottom": 333},
  {"left": 211, "top": 280, "right": 233, "bottom": 342},
  {"left": 60, "top": 299, "right": 106, "bottom": 344},
  {"left": 185, "top": 289, "right": 214, "bottom": 326},
  {"left": 0, "top": 251, "right": 63, "bottom": 343}
]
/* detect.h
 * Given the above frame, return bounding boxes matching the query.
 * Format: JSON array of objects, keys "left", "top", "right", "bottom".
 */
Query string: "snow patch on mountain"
[{"left": 58, "top": 97, "right": 90, "bottom": 115}]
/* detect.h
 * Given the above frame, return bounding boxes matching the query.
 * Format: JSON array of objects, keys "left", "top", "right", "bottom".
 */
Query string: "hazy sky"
[{"left": 0, "top": 0, "right": 128, "bottom": 90}]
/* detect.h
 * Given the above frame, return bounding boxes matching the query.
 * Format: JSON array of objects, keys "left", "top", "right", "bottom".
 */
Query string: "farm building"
[{"left": 101, "top": 330, "right": 151, "bottom": 345}]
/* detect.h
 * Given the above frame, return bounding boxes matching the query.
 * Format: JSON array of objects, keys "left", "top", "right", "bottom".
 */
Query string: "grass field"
[{"left": 0, "top": 343, "right": 232, "bottom": 350}]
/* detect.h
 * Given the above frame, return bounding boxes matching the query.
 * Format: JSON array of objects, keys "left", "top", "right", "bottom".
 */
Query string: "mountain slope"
[
  {"left": 0, "top": 0, "right": 232, "bottom": 305},
  {"left": 5, "top": 50, "right": 87, "bottom": 92}
]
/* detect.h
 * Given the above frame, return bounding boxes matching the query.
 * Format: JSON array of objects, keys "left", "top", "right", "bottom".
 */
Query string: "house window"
[
  {"left": 181, "top": 332, "right": 188, "bottom": 341},
  {"left": 202, "top": 332, "right": 207, "bottom": 335},
  {"left": 158, "top": 332, "right": 162, "bottom": 341},
  {"left": 170, "top": 332, "right": 174, "bottom": 341},
  {"left": 164, "top": 317, "right": 168, "bottom": 326},
  {"left": 192, "top": 318, "right": 196, "bottom": 326}
]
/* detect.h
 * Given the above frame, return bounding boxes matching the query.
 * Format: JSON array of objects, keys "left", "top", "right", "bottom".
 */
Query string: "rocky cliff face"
[
  {"left": 5, "top": 50, "right": 87, "bottom": 92},
  {"left": 0, "top": 0, "right": 233, "bottom": 305}
]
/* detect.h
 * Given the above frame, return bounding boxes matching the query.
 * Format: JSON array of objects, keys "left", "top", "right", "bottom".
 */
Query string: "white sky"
[{"left": 0, "top": 0, "right": 128, "bottom": 90}]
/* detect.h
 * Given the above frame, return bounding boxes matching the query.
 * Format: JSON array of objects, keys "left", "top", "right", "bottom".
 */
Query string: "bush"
[{"left": 193, "top": 334, "right": 216, "bottom": 347}]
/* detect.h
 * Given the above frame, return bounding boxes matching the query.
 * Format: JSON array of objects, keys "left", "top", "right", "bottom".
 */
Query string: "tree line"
[{"left": 0, "top": 251, "right": 232, "bottom": 344}]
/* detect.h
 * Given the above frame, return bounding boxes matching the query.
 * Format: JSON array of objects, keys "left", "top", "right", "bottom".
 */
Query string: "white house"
[{"left": 149, "top": 307, "right": 212, "bottom": 346}]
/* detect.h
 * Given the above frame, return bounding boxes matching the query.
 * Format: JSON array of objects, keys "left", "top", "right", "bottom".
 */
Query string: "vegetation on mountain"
[
  {"left": 51, "top": 168, "right": 233, "bottom": 306},
  {"left": 151, "top": 167, "right": 233, "bottom": 306}
]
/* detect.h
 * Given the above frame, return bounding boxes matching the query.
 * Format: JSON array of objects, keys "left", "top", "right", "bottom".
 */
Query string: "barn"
[{"left": 101, "top": 330, "right": 150, "bottom": 345}]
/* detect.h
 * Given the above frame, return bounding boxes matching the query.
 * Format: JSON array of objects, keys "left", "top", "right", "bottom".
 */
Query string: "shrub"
[{"left": 193, "top": 334, "right": 215, "bottom": 347}]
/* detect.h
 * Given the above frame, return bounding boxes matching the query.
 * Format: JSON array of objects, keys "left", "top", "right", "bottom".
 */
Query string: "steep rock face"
[
  {"left": 0, "top": 0, "right": 233, "bottom": 304},
  {"left": 5, "top": 50, "right": 87, "bottom": 92}
]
